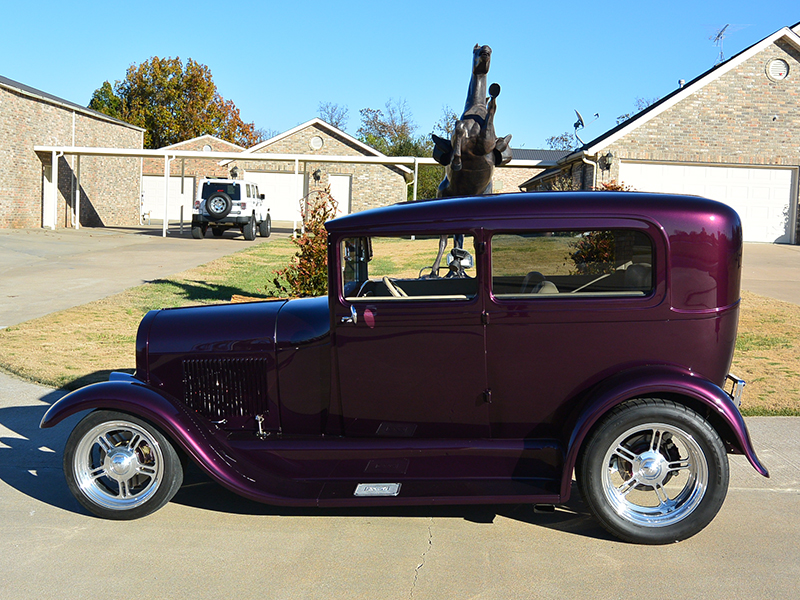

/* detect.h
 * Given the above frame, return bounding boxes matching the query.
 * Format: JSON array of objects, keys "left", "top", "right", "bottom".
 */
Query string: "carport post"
[
  {"left": 74, "top": 155, "right": 81, "bottom": 229},
  {"left": 413, "top": 158, "right": 418, "bottom": 201},
  {"left": 163, "top": 155, "right": 174, "bottom": 237}
]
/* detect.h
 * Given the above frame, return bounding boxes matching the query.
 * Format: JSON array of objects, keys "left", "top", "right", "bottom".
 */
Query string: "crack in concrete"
[{"left": 410, "top": 517, "right": 434, "bottom": 598}]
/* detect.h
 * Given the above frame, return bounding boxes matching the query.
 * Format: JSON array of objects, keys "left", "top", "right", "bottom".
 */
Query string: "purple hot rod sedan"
[{"left": 41, "top": 191, "right": 769, "bottom": 544}]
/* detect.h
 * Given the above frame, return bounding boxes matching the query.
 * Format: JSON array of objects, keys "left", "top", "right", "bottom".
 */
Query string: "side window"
[
  {"left": 491, "top": 230, "right": 653, "bottom": 298},
  {"left": 342, "top": 234, "right": 477, "bottom": 301}
]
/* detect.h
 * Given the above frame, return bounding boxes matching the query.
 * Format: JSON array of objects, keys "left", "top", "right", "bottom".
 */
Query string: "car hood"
[{"left": 137, "top": 300, "right": 288, "bottom": 380}]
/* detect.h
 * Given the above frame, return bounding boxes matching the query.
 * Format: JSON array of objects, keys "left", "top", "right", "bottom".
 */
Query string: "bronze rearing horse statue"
[
  {"left": 432, "top": 44, "right": 513, "bottom": 198},
  {"left": 427, "top": 44, "right": 513, "bottom": 277}
]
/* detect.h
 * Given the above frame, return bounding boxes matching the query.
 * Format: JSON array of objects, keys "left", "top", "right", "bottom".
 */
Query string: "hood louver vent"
[{"left": 183, "top": 358, "right": 269, "bottom": 420}]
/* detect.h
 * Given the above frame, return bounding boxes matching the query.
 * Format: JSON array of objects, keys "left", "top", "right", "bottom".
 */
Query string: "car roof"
[{"left": 325, "top": 191, "right": 738, "bottom": 236}]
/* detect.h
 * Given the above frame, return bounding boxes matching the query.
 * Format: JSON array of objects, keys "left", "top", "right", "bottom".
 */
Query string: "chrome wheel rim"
[
  {"left": 209, "top": 197, "right": 226, "bottom": 213},
  {"left": 72, "top": 420, "right": 164, "bottom": 511},
  {"left": 601, "top": 422, "right": 708, "bottom": 527}
]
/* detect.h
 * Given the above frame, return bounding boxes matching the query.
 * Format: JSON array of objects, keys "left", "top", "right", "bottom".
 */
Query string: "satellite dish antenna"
[{"left": 573, "top": 109, "right": 599, "bottom": 145}]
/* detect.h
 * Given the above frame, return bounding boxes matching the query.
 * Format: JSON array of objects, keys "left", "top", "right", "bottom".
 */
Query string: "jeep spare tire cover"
[{"left": 206, "top": 193, "right": 232, "bottom": 219}]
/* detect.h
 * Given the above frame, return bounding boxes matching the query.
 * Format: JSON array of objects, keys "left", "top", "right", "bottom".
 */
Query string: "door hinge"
[
  {"left": 481, "top": 311, "right": 490, "bottom": 325},
  {"left": 483, "top": 389, "right": 492, "bottom": 404}
]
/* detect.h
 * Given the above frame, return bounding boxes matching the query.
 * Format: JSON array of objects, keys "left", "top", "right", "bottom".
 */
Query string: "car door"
[{"left": 332, "top": 233, "right": 491, "bottom": 439}]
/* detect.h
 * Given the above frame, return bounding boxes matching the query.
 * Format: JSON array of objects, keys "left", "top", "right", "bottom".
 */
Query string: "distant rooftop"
[
  {"left": 0, "top": 74, "right": 142, "bottom": 131},
  {"left": 511, "top": 148, "right": 570, "bottom": 163}
]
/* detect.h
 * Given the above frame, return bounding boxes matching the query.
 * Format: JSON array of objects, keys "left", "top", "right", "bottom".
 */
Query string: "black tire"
[
  {"left": 243, "top": 214, "right": 256, "bottom": 241},
  {"left": 577, "top": 398, "right": 729, "bottom": 544},
  {"left": 63, "top": 410, "right": 184, "bottom": 520},
  {"left": 205, "top": 193, "right": 232, "bottom": 219},
  {"left": 191, "top": 225, "right": 204, "bottom": 239},
  {"left": 211, "top": 227, "right": 224, "bottom": 237},
  {"left": 258, "top": 215, "right": 272, "bottom": 237}
]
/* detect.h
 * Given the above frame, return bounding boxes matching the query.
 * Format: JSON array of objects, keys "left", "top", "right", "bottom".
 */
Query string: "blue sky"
[{"left": 2, "top": 1, "right": 798, "bottom": 148}]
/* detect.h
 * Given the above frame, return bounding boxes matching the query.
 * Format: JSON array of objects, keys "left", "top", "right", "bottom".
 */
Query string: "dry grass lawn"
[{"left": 0, "top": 238, "right": 797, "bottom": 415}]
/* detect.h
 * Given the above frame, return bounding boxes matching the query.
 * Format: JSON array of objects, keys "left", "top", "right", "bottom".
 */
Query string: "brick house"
[
  {"left": 140, "top": 135, "right": 244, "bottom": 222},
  {"left": 522, "top": 22, "right": 800, "bottom": 244},
  {"left": 0, "top": 75, "right": 144, "bottom": 229},
  {"left": 227, "top": 118, "right": 411, "bottom": 222}
]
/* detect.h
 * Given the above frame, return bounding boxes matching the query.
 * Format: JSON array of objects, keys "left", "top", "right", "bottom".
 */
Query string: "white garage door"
[
  {"left": 618, "top": 162, "right": 795, "bottom": 243},
  {"left": 244, "top": 171, "right": 352, "bottom": 222},
  {"left": 141, "top": 175, "right": 195, "bottom": 222},
  {"left": 244, "top": 172, "right": 304, "bottom": 222}
]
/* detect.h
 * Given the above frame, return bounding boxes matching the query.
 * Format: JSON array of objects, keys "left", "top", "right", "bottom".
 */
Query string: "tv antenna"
[
  {"left": 573, "top": 109, "right": 599, "bottom": 146},
  {"left": 710, "top": 24, "right": 730, "bottom": 64},
  {"left": 708, "top": 24, "right": 749, "bottom": 64}
]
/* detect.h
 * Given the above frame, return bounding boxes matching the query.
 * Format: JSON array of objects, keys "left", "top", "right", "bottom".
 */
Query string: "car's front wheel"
[
  {"left": 63, "top": 410, "right": 184, "bottom": 520},
  {"left": 577, "top": 398, "right": 729, "bottom": 544}
]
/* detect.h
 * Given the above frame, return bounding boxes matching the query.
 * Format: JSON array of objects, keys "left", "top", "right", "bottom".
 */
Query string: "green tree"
[
  {"left": 357, "top": 99, "right": 451, "bottom": 200},
  {"left": 88, "top": 57, "right": 266, "bottom": 149},
  {"left": 88, "top": 81, "right": 123, "bottom": 119}
]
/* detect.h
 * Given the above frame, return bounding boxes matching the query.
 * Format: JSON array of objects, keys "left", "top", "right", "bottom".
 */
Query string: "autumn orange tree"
[{"left": 89, "top": 57, "right": 265, "bottom": 149}]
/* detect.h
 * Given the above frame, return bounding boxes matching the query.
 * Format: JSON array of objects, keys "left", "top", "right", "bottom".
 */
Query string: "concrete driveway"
[
  {"left": 742, "top": 242, "right": 800, "bottom": 305},
  {"left": 0, "top": 232, "right": 798, "bottom": 599}
]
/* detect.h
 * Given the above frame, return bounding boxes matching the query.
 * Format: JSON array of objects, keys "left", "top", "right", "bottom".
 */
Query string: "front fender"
[
  {"left": 561, "top": 366, "right": 769, "bottom": 498},
  {"left": 40, "top": 372, "right": 321, "bottom": 505}
]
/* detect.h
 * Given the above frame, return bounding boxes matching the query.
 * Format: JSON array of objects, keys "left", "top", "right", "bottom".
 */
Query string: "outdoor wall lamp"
[
  {"left": 230, "top": 166, "right": 240, "bottom": 179},
  {"left": 603, "top": 152, "right": 614, "bottom": 170},
  {"left": 312, "top": 169, "right": 322, "bottom": 182}
]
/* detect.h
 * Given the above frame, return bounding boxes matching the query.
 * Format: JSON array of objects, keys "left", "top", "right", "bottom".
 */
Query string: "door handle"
[{"left": 341, "top": 305, "right": 358, "bottom": 324}]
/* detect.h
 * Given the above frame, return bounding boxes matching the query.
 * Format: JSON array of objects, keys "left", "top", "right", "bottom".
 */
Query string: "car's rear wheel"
[
  {"left": 191, "top": 225, "right": 204, "bottom": 239},
  {"left": 64, "top": 410, "right": 184, "bottom": 520},
  {"left": 259, "top": 215, "right": 271, "bottom": 237},
  {"left": 577, "top": 398, "right": 729, "bottom": 544},
  {"left": 243, "top": 214, "right": 257, "bottom": 241}
]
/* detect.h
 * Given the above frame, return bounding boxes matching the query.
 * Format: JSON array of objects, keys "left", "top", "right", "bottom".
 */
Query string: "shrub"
[{"left": 273, "top": 188, "right": 338, "bottom": 297}]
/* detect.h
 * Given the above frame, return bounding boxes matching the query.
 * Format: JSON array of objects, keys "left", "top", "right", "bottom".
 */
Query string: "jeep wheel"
[
  {"left": 577, "top": 398, "right": 729, "bottom": 544},
  {"left": 64, "top": 410, "right": 184, "bottom": 520},
  {"left": 191, "top": 225, "right": 204, "bottom": 239},
  {"left": 259, "top": 215, "right": 272, "bottom": 238},
  {"left": 243, "top": 214, "right": 257, "bottom": 241},
  {"left": 206, "top": 193, "right": 232, "bottom": 219}
]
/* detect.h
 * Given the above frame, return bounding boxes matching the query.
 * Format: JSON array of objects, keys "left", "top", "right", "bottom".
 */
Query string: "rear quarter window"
[{"left": 491, "top": 230, "right": 653, "bottom": 299}]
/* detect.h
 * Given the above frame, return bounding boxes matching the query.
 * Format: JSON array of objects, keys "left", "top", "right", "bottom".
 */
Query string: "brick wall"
[
  {"left": 600, "top": 40, "right": 800, "bottom": 181},
  {"left": 1, "top": 84, "right": 143, "bottom": 228},
  {"left": 493, "top": 166, "right": 545, "bottom": 192}
]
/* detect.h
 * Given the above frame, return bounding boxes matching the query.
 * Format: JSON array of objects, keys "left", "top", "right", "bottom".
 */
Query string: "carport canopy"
[{"left": 34, "top": 146, "right": 546, "bottom": 237}]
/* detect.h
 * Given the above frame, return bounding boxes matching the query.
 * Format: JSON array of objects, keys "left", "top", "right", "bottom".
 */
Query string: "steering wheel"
[{"left": 382, "top": 276, "right": 408, "bottom": 298}]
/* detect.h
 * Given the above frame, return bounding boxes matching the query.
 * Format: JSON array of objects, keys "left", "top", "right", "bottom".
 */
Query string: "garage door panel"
[
  {"left": 619, "top": 162, "right": 795, "bottom": 243},
  {"left": 141, "top": 175, "right": 195, "bottom": 222}
]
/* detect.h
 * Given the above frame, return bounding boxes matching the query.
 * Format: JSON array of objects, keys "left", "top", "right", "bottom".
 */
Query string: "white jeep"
[{"left": 191, "top": 178, "right": 271, "bottom": 240}]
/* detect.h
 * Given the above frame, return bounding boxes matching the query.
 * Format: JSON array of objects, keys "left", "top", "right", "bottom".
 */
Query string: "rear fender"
[{"left": 562, "top": 366, "right": 769, "bottom": 498}]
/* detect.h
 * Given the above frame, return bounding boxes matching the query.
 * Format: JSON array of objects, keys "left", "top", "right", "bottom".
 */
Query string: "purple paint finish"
[{"left": 43, "top": 191, "right": 767, "bottom": 517}]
